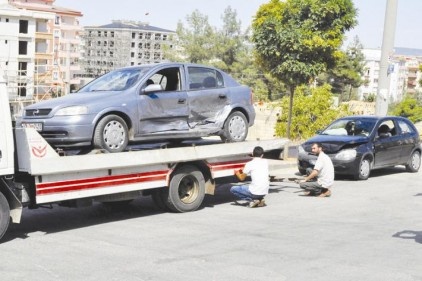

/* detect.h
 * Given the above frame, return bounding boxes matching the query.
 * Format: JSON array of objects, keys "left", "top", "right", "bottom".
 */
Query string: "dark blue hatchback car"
[{"left": 297, "top": 116, "right": 421, "bottom": 180}]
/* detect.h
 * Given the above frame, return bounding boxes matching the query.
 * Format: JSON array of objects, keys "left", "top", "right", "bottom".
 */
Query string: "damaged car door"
[
  {"left": 137, "top": 66, "right": 189, "bottom": 135},
  {"left": 186, "top": 66, "right": 230, "bottom": 130}
]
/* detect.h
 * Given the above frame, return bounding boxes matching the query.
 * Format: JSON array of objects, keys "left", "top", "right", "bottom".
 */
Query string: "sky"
[{"left": 55, "top": 0, "right": 422, "bottom": 50}]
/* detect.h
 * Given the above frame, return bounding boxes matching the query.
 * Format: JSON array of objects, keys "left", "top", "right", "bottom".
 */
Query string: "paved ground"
[{"left": 1, "top": 164, "right": 421, "bottom": 281}]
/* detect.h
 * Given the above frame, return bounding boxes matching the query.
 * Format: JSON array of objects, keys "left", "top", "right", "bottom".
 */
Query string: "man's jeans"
[
  {"left": 230, "top": 185, "right": 254, "bottom": 201},
  {"left": 299, "top": 181, "right": 327, "bottom": 195}
]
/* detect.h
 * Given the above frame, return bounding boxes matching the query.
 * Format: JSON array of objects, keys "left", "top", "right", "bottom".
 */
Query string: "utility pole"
[{"left": 375, "top": 0, "right": 398, "bottom": 116}]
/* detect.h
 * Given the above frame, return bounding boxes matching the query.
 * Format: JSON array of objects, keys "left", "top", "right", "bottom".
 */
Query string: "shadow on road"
[{"left": 392, "top": 230, "right": 422, "bottom": 244}]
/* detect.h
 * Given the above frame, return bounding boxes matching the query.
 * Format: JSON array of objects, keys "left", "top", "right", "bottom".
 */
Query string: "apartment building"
[
  {"left": 82, "top": 20, "right": 176, "bottom": 76},
  {"left": 0, "top": 0, "right": 82, "bottom": 109},
  {"left": 359, "top": 48, "right": 422, "bottom": 103},
  {"left": 0, "top": 0, "right": 54, "bottom": 104}
]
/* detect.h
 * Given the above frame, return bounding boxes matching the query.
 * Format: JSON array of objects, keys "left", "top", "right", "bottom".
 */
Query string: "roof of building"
[
  {"left": 10, "top": 2, "right": 82, "bottom": 17},
  {"left": 86, "top": 20, "right": 175, "bottom": 33}
]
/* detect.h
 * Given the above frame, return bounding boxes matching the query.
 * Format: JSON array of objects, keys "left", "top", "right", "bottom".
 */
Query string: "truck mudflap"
[{"left": 0, "top": 177, "right": 23, "bottom": 223}]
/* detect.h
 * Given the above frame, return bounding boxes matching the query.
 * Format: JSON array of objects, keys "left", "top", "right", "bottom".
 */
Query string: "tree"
[
  {"left": 390, "top": 96, "right": 422, "bottom": 123},
  {"left": 252, "top": 0, "right": 357, "bottom": 138},
  {"left": 275, "top": 84, "right": 350, "bottom": 140},
  {"left": 318, "top": 36, "right": 365, "bottom": 102},
  {"left": 166, "top": 10, "right": 216, "bottom": 63}
]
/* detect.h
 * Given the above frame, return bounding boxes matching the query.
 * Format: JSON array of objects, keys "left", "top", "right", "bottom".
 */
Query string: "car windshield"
[
  {"left": 78, "top": 67, "right": 152, "bottom": 92},
  {"left": 321, "top": 118, "right": 377, "bottom": 136}
]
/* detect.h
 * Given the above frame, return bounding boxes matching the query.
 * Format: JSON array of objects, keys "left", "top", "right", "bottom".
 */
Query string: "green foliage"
[
  {"left": 318, "top": 36, "right": 366, "bottom": 101},
  {"left": 252, "top": 0, "right": 357, "bottom": 87},
  {"left": 164, "top": 6, "right": 287, "bottom": 102},
  {"left": 275, "top": 84, "right": 351, "bottom": 140},
  {"left": 252, "top": 0, "right": 357, "bottom": 138},
  {"left": 390, "top": 96, "right": 422, "bottom": 123}
]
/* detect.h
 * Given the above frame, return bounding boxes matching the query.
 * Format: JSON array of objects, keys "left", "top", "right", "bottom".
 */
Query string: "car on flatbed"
[
  {"left": 297, "top": 115, "right": 421, "bottom": 180},
  {"left": 19, "top": 62, "right": 255, "bottom": 152}
]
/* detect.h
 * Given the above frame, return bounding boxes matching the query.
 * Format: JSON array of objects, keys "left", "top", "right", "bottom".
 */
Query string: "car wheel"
[
  {"left": 354, "top": 157, "right": 371, "bottom": 180},
  {"left": 405, "top": 150, "right": 421, "bottom": 173},
  {"left": 220, "top": 111, "right": 248, "bottom": 142},
  {"left": 93, "top": 115, "right": 129, "bottom": 153}
]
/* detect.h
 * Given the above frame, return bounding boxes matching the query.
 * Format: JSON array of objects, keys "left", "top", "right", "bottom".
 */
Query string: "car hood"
[
  {"left": 25, "top": 91, "right": 122, "bottom": 111},
  {"left": 302, "top": 134, "right": 369, "bottom": 153}
]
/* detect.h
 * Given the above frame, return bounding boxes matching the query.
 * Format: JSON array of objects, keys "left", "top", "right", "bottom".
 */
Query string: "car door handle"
[
  {"left": 178, "top": 98, "right": 186, "bottom": 104},
  {"left": 218, "top": 94, "right": 227, "bottom": 99}
]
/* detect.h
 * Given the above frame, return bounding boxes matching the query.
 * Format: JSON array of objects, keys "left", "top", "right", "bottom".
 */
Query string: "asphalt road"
[{"left": 1, "top": 164, "right": 421, "bottom": 281}]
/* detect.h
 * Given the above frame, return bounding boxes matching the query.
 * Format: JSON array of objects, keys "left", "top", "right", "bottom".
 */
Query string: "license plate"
[{"left": 22, "top": 122, "right": 43, "bottom": 132}]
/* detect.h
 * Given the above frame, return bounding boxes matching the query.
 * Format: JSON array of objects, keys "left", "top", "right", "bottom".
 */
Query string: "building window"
[
  {"left": 18, "top": 83, "right": 27, "bottom": 97},
  {"left": 19, "top": 20, "right": 28, "bottom": 34},
  {"left": 18, "top": 62, "right": 28, "bottom": 76},
  {"left": 132, "top": 33, "right": 135, "bottom": 39},
  {"left": 131, "top": 42, "right": 135, "bottom": 48},
  {"left": 18, "top": 41, "right": 28, "bottom": 55},
  {"left": 131, "top": 52, "right": 134, "bottom": 58},
  {"left": 55, "top": 16, "right": 59, "bottom": 25}
]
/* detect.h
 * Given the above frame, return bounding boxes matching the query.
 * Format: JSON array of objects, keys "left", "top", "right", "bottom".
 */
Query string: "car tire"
[
  {"left": 93, "top": 115, "right": 129, "bottom": 153},
  {"left": 354, "top": 157, "right": 371, "bottom": 180},
  {"left": 220, "top": 111, "right": 248, "bottom": 142},
  {"left": 405, "top": 150, "right": 421, "bottom": 173},
  {"left": 164, "top": 165, "right": 205, "bottom": 213}
]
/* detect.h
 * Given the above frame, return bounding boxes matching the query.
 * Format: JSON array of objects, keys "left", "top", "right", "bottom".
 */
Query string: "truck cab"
[{"left": 0, "top": 82, "right": 15, "bottom": 177}]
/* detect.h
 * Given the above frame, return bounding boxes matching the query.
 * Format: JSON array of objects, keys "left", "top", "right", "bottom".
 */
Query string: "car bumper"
[
  {"left": 19, "top": 115, "right": 95, "bottom": 147},
  {"left": 298, "top": 155, "right": 361, "bottom": 176}
]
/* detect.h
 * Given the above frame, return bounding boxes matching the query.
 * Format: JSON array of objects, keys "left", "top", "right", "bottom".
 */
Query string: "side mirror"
[{"left": 143, "top": 84, "right": 163, "bottom": 94}]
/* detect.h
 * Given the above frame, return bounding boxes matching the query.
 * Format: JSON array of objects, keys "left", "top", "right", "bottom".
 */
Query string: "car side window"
[
  {"left": 146, "top": 67, "right": 181, "bottom": 92},
  {"left": 188, "top": 67, "right": 224, "bottom": 90},
  {"left": 377, "top": 120, "right": 396, "bottom": 138},
  {"left": 397, "top": 120, "right": 415, "bottom": 134}
]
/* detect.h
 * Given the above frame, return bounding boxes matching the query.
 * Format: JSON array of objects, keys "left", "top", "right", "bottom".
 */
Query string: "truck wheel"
[
  {"left": 0, "top": 192, "right": 10, "bottom": 240},
  {"left": 220, "top": 111, "right": 248, "bottom": 142},
  {"left": 165, "top": 165, "right": 205, "bottom": 212},
  {"left": 405, "top": 150, "right": 421, "bottom": 173},
  {"left": 354, "top": 157, "right": 371, "bottom": 180},
  {"left": 94, "top": 115, "right": 129, "bottom": 153}
]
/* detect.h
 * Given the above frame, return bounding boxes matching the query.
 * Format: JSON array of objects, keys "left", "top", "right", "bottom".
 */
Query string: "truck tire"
[
  {"left": 220, "top": 111, "right": 248, "bottom": 142},
  {"left": 0, "top": 192, "right": 10, "bottom": 240},
  {"left": 94, "top": 115, "right": 129, "bottom": 153},
  {"left": 165, "top": 165, "right": 205, "bottom": 213}
]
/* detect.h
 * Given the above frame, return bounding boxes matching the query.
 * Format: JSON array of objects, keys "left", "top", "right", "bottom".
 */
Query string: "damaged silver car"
[{"left": 20, "top": 62, "right": 255, "bottom": 152}]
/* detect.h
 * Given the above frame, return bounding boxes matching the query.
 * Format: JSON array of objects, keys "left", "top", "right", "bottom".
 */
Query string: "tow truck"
[{"left": 0, "top": 80, "right": 287, "bottom": 241}]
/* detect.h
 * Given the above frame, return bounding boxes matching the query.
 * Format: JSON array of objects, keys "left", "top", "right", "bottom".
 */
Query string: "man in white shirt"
[
  {"left": 299, "top": 142, "right": 334, "bottom": 197},
  {"left": 231, "top": 146, "right": 269, "bottom": 207}
]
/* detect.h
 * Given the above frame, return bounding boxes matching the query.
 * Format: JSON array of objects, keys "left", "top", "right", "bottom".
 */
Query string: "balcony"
[
  {"left": 60, "top": 23, "right": 83, "bottom": 31},
  {"left": 35, "top": 32, "right": 53, "bottom": 40},
  {"left": 35, "top": 53, "right": 54, "bottom": 60}
]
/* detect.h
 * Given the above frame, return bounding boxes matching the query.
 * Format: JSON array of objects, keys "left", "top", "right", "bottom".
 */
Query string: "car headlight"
[
  {"left": 298, "top": 145, "right": 306, "bottom": 155},
  {"left": 335, "top": 149, "right": 357, "bottom": 161},
  {"left": 55, "top": 106, "right": 88, "bottom": 116}
]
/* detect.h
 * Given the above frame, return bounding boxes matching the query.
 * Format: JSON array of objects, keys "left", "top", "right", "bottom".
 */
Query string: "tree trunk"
[{"left": 286, "top": 85, "right": 295, "bottom": 139}]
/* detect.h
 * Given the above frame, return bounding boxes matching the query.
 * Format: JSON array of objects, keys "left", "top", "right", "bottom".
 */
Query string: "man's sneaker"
[
  {"left": 318, "top": 190, "right": 331, "bottom": 197},
  {"left": 257, "top": 199, "right": 266, "bottom": 207},
  {"left": 248, "top": 200, "right": 260, "bottom": 208}
]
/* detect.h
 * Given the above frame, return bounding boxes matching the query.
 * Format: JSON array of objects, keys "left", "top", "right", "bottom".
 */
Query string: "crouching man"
[
  {"left": 299, "top": 142, "right": 334, "bottom": 197},
  {"left": 231, "top": 146, "right": 269, "bottom": 207}
]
